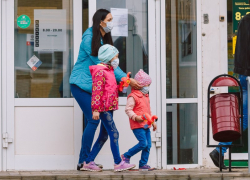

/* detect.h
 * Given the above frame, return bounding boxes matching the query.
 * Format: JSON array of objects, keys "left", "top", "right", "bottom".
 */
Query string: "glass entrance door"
[
  {"left": 2, "top": 0, "right": 83, "bottom": 170},
  {"left": 161, "top": 0, "right": 202, "bottom": 168}
]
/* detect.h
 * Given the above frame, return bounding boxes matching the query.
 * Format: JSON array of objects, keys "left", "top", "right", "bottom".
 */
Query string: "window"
[
  {"left": 166, "top": 0, "right": 197, "bottom": 98},
  {"left": 96, "top": 0, "right": 148, "bottom": 95},
  {"left": 14, "top": 0, "right": 73, "bottom": 98},
  {"left": 167, "top": 103, "right": 198, "bottom": 164}
]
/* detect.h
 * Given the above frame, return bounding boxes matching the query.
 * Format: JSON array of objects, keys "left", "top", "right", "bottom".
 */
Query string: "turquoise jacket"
[{"left": 69, "top": 27, "right": 126, "bottom": 93}]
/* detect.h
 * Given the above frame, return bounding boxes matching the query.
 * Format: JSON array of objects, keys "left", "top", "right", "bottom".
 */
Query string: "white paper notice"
[
  {"left": 111, "top": 8, "right": 128, "bottom": 37},
  {"left": 34, "top": 10, "right": 66, "bottom": 51}
]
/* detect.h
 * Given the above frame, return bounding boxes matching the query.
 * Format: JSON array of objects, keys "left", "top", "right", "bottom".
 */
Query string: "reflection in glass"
[
  {"left": 82, "top": 0, "right": 89, "bottom": 34},
  {"left": 166, "top": 0, "right": 197, "bottom": 98},
  {"left": 97, "top": 0, "right": 148, "bottom": 95},
  {"left": 14, "top": 0, "right": 73, "bottom": 98},
  {"left": 167, "top": 103, "right": 198, "bottom": 164}
]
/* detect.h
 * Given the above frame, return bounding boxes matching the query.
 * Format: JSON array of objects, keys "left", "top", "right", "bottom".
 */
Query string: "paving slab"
[{"left": 0, "top": 168, "right": 249, "bottom": 180}]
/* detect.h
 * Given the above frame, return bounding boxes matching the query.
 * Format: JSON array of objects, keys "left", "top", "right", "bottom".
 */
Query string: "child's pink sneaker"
[
  {"left": 139, "top": 165, "right": 155, "bottom": 171},
  {"left": 80, "top": 161, "right": 102, "bottom": 172},
  {"left": 114, "top": 160, "right": 136, "bottom": 172}
]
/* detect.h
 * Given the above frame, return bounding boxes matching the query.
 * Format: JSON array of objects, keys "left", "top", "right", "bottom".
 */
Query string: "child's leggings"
[
  {"left": 123, "top": 128, "right": 151, "bottom": 167},
  {"left": 85, "top": 111, "right": 122, "bottom": 165}
]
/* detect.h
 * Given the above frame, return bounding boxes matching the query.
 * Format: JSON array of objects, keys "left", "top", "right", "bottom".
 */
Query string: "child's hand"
[
  {"left": 135, "top": 116, "right": 144, "bottom": 123},
  {"left": 93, "top": 111, "right": 100, "bottom": 120},
  {"left": 152, "top": 122, "right": 157, "bottom": 131}
]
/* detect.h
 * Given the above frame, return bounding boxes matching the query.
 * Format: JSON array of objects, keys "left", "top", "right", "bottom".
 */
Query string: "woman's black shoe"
[
  {"left": 77, "top": 163, "right": 83, "bottom": 171},
  {"left": 209, "top": 149, "right": 227, "bottom": 170}
]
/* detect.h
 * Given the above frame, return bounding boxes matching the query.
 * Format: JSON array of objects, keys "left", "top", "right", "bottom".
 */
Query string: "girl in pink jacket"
[
  {"left": 121, "top": 69, "right": 157, "bottom": 171},
  {"left": 81, "top": 44, "right": 135, "bottom": 172}
]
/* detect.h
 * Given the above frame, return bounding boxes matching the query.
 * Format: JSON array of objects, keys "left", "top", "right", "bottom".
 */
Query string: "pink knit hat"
[{"left": 134, "top": 69, "right": 152, "bottom": 86}]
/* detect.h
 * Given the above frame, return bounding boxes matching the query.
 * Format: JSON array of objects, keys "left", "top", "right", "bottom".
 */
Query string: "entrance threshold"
[{"left": 2, "top": 169, "right": 250, "bottom": 180}]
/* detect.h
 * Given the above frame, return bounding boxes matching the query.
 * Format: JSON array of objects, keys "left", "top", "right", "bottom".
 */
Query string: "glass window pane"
[
  {"left": 82, "top": 0, "right": 89, "bottom": 34},
  {"left": 167, "top": 103, "right": 198, "bottom": 164},
  {"left": 97, "top": 0, "right": 148, "bottom": 95},
  {"left": 14, "top": 0, "right": 73, "bottom": 98},
  {"left": 166, "top": 0, "right": 197, "bottom": 98}
]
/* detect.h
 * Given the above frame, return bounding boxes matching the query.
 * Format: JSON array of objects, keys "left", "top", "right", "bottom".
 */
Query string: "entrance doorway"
[
  {"left": 161, "top": 0, "right": 202, "bottom": 169},
  {"left": 87, "top": 0, "right": 160, "bottom": 169}
]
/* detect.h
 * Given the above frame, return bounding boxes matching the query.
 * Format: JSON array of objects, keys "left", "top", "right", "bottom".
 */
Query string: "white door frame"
[
  {"left": 2, "top": 0, "right": 83, "bottom": 170},
  {"left": 0, "top": 0, "right": 3, "bottom": 171},
  {"left": 160, "top": 0, "right": 202, "bottom": 169}
]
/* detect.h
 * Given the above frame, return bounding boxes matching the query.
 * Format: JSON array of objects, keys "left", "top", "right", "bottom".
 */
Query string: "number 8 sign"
[{"left": 233, "top": 0, "right": 250, "bottom": 34}]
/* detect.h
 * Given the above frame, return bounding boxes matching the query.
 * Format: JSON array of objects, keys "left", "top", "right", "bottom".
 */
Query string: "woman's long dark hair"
[{"left": 91, "top": 9, "right": 113, "bottom": 56}]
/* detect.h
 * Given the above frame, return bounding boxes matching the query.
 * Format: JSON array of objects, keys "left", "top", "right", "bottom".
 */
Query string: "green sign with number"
[
  {"left": 17, "top": 15, "right": 31, "bottom": 29},
  {"left": 233, "top": 0, "right": 250, "bottom": 34}
]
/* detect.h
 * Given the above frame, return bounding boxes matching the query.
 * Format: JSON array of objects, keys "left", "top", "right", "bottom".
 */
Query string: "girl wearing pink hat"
[{"left": 121, "top": 69, "right": 157, "bottom": 171}]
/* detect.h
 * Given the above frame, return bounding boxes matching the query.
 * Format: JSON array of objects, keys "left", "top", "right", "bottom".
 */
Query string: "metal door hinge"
[
  {"left": 152, "top": 132, "right": 161, "bottom": 147},
  {"left": 3, "top": 133, "right": 13, "bottom": 148}
]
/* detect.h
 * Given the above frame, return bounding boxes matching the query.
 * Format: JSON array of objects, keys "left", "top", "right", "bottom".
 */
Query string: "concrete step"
[{"left": 0, "top": 169, "right": 249, "bottom": 180}]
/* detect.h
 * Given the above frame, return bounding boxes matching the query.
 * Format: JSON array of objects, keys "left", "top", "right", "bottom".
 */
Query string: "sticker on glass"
[
  {"left": 27, "top": 55, "right": 42, "bottom": 71},
  {"left": 26, "top": 34, "right": 34, "bottom": 46},
  {"left": 17, "top": 15, "right": 31, "bottom": 29}
]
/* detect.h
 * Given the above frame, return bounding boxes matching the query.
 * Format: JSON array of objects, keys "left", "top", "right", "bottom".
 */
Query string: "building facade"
[{"left": 0, "top": 0, "right": 247, "bottom": 170}]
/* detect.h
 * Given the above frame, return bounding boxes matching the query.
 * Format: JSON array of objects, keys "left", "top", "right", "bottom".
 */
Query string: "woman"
[{"left": 69, "top": 9, "right": 142, "bottom": 170}]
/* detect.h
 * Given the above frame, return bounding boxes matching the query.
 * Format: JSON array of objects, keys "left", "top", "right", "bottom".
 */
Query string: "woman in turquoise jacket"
[{"left": 69, "top": 9, "right": 141, "bottom": 170}]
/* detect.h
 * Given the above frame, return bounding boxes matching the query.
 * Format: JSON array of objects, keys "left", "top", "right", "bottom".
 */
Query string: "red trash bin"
[
  {"left": 210, "top": 93, "right": 241, "bottom": 142},
  {"left": 209, "top": 76, "right": 242, "bottom": 142},
  {"left": 207, "top": 74, "right": 243, "bottom": 172}
]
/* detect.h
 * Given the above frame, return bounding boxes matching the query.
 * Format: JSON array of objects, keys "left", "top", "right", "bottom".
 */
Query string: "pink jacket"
[
  {"left": 126, "top": 90, "right": 152, "bottom": 130},
  {"left": 89, "top": 63, "right": 119, "bottom": 112}
]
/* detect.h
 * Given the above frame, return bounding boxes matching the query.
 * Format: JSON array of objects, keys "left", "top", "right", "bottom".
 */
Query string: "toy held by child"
[
  {"left": 141, "top": 113, "right": 158, "bottom": 129},
  {"left": 81, "top": 44, "right": 136, "bottom": 172},
  {"left": 119, "top": 72, "right": 131, "bottom": 93},
  {"left": 122, "top": 69, "right": 157, "bottom": 171}
]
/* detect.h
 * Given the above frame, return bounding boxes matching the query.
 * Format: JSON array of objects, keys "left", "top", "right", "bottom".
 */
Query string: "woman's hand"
[
  {"left": 130, "top": 78, "right": 143, "bottom": 90},
  {"left": 93, "top": 111, "right": 100, "bottom": 120},
  {"left": 135, "top": 116, "right": 144, "bottom": 123},
  {"left": 152, "top": 122, "right": 157, "bottom": 131}
]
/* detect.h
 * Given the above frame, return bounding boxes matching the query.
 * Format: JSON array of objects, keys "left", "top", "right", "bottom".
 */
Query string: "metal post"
[
  {"left": 219, "top": 147, "right": 222, "bottom": 172},
  {"left": 247, "top": 77, "right": 250, "bottom": 173},
  {"left": 229, "top": 147, "right": 231, "bottom": 172}
]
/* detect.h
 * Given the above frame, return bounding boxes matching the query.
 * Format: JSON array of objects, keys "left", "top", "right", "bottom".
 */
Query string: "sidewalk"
[{"left": 0, "top": 168, "right": 249, "bottom": 180}]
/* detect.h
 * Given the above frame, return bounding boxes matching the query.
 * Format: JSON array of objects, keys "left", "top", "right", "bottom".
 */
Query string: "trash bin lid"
[{"left": 212, "top": 77, "right": 239, "bottom": 87}]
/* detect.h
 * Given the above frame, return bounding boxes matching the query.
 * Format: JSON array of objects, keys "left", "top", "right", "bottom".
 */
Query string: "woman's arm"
[{"left": 114, "top": 66, "right": 126, "bottom": 82}]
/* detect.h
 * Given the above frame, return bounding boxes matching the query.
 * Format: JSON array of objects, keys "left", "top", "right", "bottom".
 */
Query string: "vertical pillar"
[{"left": 248, "top": 77, "right": 250, "bottom": 173}]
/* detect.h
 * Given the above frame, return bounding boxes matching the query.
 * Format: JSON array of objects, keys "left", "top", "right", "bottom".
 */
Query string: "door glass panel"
[
  {"left": 82, "top": 0, "right": 88, "bottom": 34},
  {"left": 96, "top": 0, "right": 148, "bottom": 95},
  {"left": 167, "top": 103, "right": 198, "bottom": 164},
  {"left": 166, "top": 0, "right": 197, "bottom": 98},
  {"left": 14, "top": 0, "right": 73, "bottom": 98}
]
